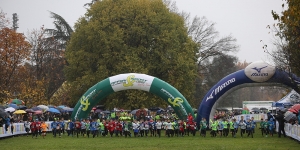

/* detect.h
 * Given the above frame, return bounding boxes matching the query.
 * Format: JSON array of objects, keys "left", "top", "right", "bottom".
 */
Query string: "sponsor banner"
[
  {"left": 109, "top": 73, "right": 154, "bottom": 92},
  {"left": 276, "top": 122, "right": 300, "bottom": 142},
  {"left": 197, "top": 70, "right": 254, "bottom": 125},
  {"left": 149, "top": 78, "right": 194, "bottom": 120},
  {"left": 244, "top": 61, "right": 275, "bottom": 82},
  {"left": 235, "top": 114, "right": 267, "bottom": 122},
  {"left": 0, "top": 121, "right": 67, "bottom": 138},
  {"left": 71, "top": 78, "right": 114, "bottom": 120}
]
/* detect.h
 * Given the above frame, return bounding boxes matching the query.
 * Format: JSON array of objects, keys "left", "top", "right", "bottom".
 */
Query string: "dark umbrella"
[
  {"left": 0, "top": 111, "right": 9, "bottom": 118},
  {"left": 25, "top": 109, "right": 35, "bottom": 113},
  {"left": 260, "top": 107, "right": 268, "bottom": 110},
  {"left": 102, "top": 110, "right": 111, "bottom": 114},
  {"left": 251, "top": 108, "right": 260, "bottom": 111},
  {"left": 95, "top": 109, "right": 102, "bottom": 113},
  {"left": 18, "top": 105, "right": 27, "bottom": 110},
  {"left": 0, "top": 105, "right": 7, "bottom": 109},
  {"left": 32, "top": 107, "right": 42, "bottom": 111}
]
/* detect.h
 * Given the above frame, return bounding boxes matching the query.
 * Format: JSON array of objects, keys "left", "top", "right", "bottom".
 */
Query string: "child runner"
[
  {"left": 81, "top": 119, "right": 86, "bottom": 137},
  {"left": 210, "top": 119, "right": 218, "bottom": 137},
  {"left": 156, "top": 119, "right": 162, "bottom": 138},
  {"left": 40, "top": 121, "right": 48, "bottom": 139},
  {"left": 165, "top": 119, "right": 173, "bottom": 137},
  {"left": 74, "top": 119, "right": 81, "bottom": 138},
  {"left": 132, "top": 120, "right": 139, "bottom": 137},
  {"left": 189, "top": 121, "right": 196, "bottom": 136},
  {"left": 67, "top": 120, "right": 74, "bottom": 137},
  {"left": 56, "top": 123, "right": 62, "bottom": 138},
  {"left": 139, "top": 120, "right": 145, "bottom": 137},
  {"left": 200, "top": 118, "right": 207, "bottom": 137},
  {"left": 85, "top": 119, "right": 91, "bottom": 138},
  {"left": 123, "top": 121, "right": 130, "bottom": 138},
  {"left": 268, "top": 118, "right": 275, "bottom": 137},
  {"left": 239, "top": 118, "right": 246, "bottom": 138},
  {"left": 24, "top": 121, "right": 31, "bottom": 137},
  {"left": 178, "top": 120, "right": 185, "bottom": 137},
  {"left": 144, "top": 120, "right": 150, "bottom": 137},
  {"left": 108, "top": 119, "right": 115, "bottom": 137},
  {"left": 173, "top": 120, "right": 179, "bottom": 137},
  {"left": 233, "top": 118, "right": 239, "bottom": 138},
  {"left": 30, "top": 120, "right": 38, "bottom": 139},
  {"left": 115, "top": 120, "right": 123, "bottom": 137},
  {"left": 99, "top": 120, "right": 105, "bottom": 137},
  {"left": 246, "top": 119, "right": 253, "bottom": 138},
  {"left": 223, "top": 119, "right": 229, "bottom": 137},
  {"left": 259, "top": 118, "right": 265, "bottom": 136},
  {"left": 90, "top": 119, "right": 96, "bottom": 138},
  {"left": 263, "top": 119, "right": 269, "bottom": 137},
  {"left": 218, "top": 119, "right": 224, "bottom": 137}
]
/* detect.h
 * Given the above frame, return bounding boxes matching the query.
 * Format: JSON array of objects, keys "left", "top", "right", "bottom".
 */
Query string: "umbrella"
[
  {"left": 55, "top": 107, "right": 65, "bottom": 112},
  {"left": 63, "top": 107, "right": 73, "bottom": 112},
  {"left": 290, "top": 104, "right": 300, "bottom": 111},
  {"left": 34, "top": 110, "right": 43, "bottom": 114},
  {"left": 5, "top": 107, "right": 15, "bottom": 112},
  {"left": 0, "top": 105, "right": 7, "bottom": 109},
  {"left": 32, "top": 107, "right": 42, "bottom": 111},
  {"left": 260, "top": 107, "right": 268, "bottom": 110},
  {"left": 48, "top": 108, "right": 60, "bottom": 114},
  {"left": 95, "top": 109, "right": 102, "bottom": 113},
  {"left": 58, "top": 105, "right": 66, "bottom": 108},
  {"left": 0, "top": 111, "right": 9, "bottom": 118},
  {"left": 102, "top": 110, "right": 111, "bottom": 114},
  {"left": 37, "top": 105, "right": 49, "bottom": 111},
  {"left": 9, "top": 99, "right": 25, "bottom": 105},
  {"left": 8, "top": 103, "right": 18, "bottom": 109},
  {"left": 13, "top": 110, "right": 26, "bottom": 114},
  {"left": 47, "top": 105, "right": 55, "bottom": 108},
  {"left": 130, "top": 109, "right": 138, "bottom": 115},
  {"left": 251, "top": 108, "right": 260, "bottom": 111},
  {"left": 25, "top": 109, "right": 34, "bottom": 113},
  {"left": 18, "top": 105, "right": 27, "bottom": 110}
]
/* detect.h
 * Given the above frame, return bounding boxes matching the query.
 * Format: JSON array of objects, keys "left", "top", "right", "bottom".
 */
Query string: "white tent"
[{"left": 272, "top": 90, "right": 300, "bottom": 107}]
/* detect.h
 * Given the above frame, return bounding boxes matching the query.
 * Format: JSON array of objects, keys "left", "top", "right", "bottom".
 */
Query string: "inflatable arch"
[
  {"left": 72, "top": 73, "right": 194, "bottom": 120},
  {"left": 197, "top": 61, "right": 300, "bottom": 124}
]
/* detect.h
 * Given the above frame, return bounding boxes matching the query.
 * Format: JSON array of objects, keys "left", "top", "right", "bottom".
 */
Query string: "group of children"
[
  {"left": 24, "top": 119, "right": 49, "bottom": 139},
  {"left": 22, "top": 114, "right": 276, "bottom": 139},
  {"left": 209, "top": 116, "right": 275, "bottom": 138}
]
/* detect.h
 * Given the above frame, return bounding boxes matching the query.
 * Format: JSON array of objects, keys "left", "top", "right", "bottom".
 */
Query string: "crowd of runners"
[{"left": 19, "top": 113, "right": 279, "bottom": 139}]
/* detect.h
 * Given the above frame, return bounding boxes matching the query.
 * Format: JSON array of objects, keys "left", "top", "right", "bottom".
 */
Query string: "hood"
[{"left": 270, "top": 118, "right": 273, "bottom": 121}]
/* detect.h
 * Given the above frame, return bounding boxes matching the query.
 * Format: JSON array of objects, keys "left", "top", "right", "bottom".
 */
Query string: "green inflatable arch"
[{"left": 71, "top": 73, "right": 194, "bottom": 120}]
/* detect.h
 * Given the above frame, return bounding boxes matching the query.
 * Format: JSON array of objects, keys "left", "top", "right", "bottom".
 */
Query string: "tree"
[
  {"left": 0, "top": 27, "right": 31, "bottom": 103},
  {"left": 65, "top": 0, "right": 199, "bottom": 109},
  {"left": 266, "top": 0, "right": 300, "bottom": 77},
  {"left": 26, "top": 26, "right": 65, "bottom": 104}
]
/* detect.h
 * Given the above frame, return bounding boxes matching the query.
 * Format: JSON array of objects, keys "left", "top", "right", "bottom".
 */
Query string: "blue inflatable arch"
[{"left": 197, "top": 61, "right": 300, "bottom": 124}]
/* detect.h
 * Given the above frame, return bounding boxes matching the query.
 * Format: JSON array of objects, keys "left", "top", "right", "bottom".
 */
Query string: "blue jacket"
[
  {"left": 67, "top": 122, "right": 74, "bottom": 129},
  {"left": 51, "top": 121, "right": 58, "bottom": 129},
  {"left": 268, "top": 118, "right": 274, "bottom": 130}
]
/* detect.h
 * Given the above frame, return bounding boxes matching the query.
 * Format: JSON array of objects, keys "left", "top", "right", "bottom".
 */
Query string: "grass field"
[{"left": 0, "top": 130, "right": 299, "bottom": 150}]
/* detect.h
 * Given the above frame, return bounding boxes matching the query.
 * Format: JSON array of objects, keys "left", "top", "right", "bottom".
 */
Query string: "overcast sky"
[{"left": 1, "top": 0, "right": 285, "bottom": 63}]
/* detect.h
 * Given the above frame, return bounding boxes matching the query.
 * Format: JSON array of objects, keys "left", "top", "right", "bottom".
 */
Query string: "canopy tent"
[{"left": 272, "top": 90, "right": 300, "bottom": 107}]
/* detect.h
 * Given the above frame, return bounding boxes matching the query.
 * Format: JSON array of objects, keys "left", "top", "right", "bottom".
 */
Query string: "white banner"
[
  {"left": 235, "top": 114, "right": 268, "bottom": 122},
  {"left": 276, "top": 122, "right": 300, "bottom": 141},
  {"left": 109, "top": 73, "right": 154, "bottom": 92}
]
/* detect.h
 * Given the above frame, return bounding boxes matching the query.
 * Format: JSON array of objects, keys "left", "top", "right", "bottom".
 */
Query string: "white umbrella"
[
  {"left": 37, "top": 105, "right": 49, "bottom": 111},
  {"left": 5, "top": 107, "right": 15, "bottom": 112}
]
